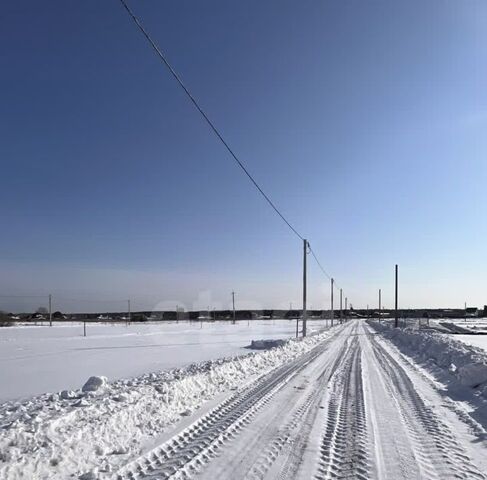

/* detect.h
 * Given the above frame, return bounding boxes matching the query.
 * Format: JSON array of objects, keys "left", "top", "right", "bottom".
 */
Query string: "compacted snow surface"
[{"left": 2, "top": 320, "right": 487, "bottom": 480}]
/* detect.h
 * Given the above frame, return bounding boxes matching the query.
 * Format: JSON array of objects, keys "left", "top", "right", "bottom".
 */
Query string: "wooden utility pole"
[
  {"left": 340, "top": 288, "right": 343, "bottom": 323},
  {"left": 302, "top": 239, "right": 308, "bottom": 337},
  {"left": 49, "top": 294, "right": 52, "bottom": 327},
  {"left": 232, "top": 291, "right": 236, "bottom": 324},
  {"left": 331, "top": 278, "right": 334, "bottom": 327},
  {"left": 395, "top": 264, "right": 399, "bottom": 328}
]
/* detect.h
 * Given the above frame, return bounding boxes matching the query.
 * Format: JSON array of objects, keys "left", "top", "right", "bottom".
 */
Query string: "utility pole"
[
  {"left": 379, "top": 289, "right": 381, "bottom": 322},
  {"left": 345, "top": 297, "right": 348, "bottom": 313},
  {"left": 395, "top": 264, "right": 399, "bottom": 328},
  {"left": 49, "top": 294, "right": 52, "bottom": 327},
  {"left": 128, "top": 299, "right": 131, "bottom": 325},
  {"left": 331, "top": 278, "right": 334, "bottom": 327},
  {"left": 340, "top": 288, "right": 343, "bottom": 323},
  {"left": 302, "top": 239, "right": 308, "bottom": 337},
  {"left": 232, "top": 291, "right": 236, "bottom": 324}
]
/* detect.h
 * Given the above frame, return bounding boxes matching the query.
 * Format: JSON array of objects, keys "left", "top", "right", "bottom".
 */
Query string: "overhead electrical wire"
[
  {"left": 119, "top": 0, "right": 303, "bottom": 242},
  {"left": 308, "top": 245, "right": 332, "bottom": 281},
  {"left": 118, "top": 0, "right": 345, "bottom": 296}
]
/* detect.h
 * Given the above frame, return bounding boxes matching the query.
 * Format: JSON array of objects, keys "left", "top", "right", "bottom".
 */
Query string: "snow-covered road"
[{"left": 115, "top": 320, "right": 487, "bottom": 480}]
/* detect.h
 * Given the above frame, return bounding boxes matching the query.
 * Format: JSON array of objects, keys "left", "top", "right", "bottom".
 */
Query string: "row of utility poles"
[
  {"left": 44, "top": 250, "right": 398, "bottom": 339},
  {"left": 302, "top": 239, "right": 351, "bottom": 337},
  {"left": 301, "top": 237, "right": 400, "bottom": 337}
]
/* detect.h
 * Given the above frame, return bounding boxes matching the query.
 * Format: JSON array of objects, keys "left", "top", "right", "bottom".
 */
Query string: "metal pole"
[
  {"left": 83, "top": 320, "right": 86, "bottom": 337},
  {"left": 379, "top": 289, "right": 381, "bottom": 322},
  {"left": 296, "top": 317, "right": 299, "bottom": 338},
  {"left": 331, "top": 278, "right": 334, "bottom": 327},
  {"left": 340, "top": 288, "right": 343, "bottom": 324},
  {"left": 302, "top": 239, "right": 308, "bottom": 337},
  {"left": 232, "top": 291, "right": 236, "bottom": 324},
  {"left": 49, "top": 294, "right": 52, "bottom": 327},
  {"left": 395, "top": 264, "right": 399, "bottom": 328}
]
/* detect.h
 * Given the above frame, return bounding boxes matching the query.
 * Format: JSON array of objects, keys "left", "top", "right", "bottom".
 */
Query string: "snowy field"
[
  {"left": 452, "top": 334, "right": 487, "bottom": 353},
  {"left": 0, "top": 319, "right": 327, "bottom": 401}
]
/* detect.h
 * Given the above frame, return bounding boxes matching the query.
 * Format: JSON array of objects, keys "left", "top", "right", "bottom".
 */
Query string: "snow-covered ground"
[
  {"left": 0, "top": 319, "right": 326, "bottom": 401},
  {"left": 0, "top": 325, "right": 335, "bottom": 480},
  {"left": 451, "top": 334, "right": 487, "bottom": 354},
  {"left": 2, "top": 319, "right": 487, "bottom": 480}
]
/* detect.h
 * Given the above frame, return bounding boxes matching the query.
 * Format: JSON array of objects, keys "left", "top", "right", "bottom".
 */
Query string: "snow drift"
[
  {"left": 248, "top": 338, "right": 287, "bottom": 350},
  {"left": 368, "top": 321, "right": 487, "bottom": 392}
]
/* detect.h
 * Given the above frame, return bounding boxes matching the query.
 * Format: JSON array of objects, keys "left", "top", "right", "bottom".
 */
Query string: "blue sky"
[{"left": 1, "top": 0, "right": 487, "bottom": 312}]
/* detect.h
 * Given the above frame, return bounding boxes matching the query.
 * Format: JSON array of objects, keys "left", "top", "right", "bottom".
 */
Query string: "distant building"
[{"left": 465, "top": 307, "right": 478, "bottom": 317}]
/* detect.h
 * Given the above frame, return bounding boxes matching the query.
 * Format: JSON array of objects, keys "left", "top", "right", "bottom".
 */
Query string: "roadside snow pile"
[
  {"left": 82, "top": 376, "right": 108, "bottom": 392},
  {"left": 0, "top": 326, "right": 336, "bottom": 480},
  {"left": 369, "top": 321, "right": 487, "bottom": 392},
  {"left": 248, "top": 339, "right": 288, "bottom": 350}
]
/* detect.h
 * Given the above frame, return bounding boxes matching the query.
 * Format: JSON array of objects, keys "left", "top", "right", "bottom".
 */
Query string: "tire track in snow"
[
  {"left": 316, "top": 335, "right": 371, "bottom": 480},
  {"left": 112, "top": 331, "right": 342, "bottom": 480},
  {"left": 243, "top": 333, "right": 353, "bottom": 480},
  {"left": 365, "top": 325, "right": 486, "bottom": 480}
]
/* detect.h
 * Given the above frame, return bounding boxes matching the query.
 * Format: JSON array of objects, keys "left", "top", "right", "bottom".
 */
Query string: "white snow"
[
  {"left": 369, "top": 320, "right": 487, "bottom": 393},
  {"left": 0, "top": 325, "right": 333, "bottom": 480},
  {"left": 0, "top": 319, "right": 325, "bottom": 401},
  {"left": 451, "top": 334, "right": 487, "bottom": 354},
  {"left": 3, "top": 320, "right": 487, "bottom": 479}
]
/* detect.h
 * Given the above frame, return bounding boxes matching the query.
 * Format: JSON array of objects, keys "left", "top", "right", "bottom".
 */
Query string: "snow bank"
[
  {"left": 82, "top": 376, "right": 108, "bottom": 393},
  {"left": 0, "top": 327, "right": 335, "bottom": 480},
  {"left": 369, "top": 321, "right": 487, "bottom": 391},
  {"left": 248, "top": 339, "right": 287, "bottom": 350}
]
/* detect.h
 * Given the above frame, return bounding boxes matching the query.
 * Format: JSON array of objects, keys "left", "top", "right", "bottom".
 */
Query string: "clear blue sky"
[{"left": 1, "top": 0, "right": 487, "bottom": 313}]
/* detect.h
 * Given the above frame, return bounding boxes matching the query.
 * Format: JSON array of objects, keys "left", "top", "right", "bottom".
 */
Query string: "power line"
[
  {"left": 118, "top": 0, "right": 303, "bottom": 242},
  {"left": 308, "top": 245, "right": 332, "bottom": 281},
  {"left": 118, "top": 0, "right": 347, "bottom": 298}
]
